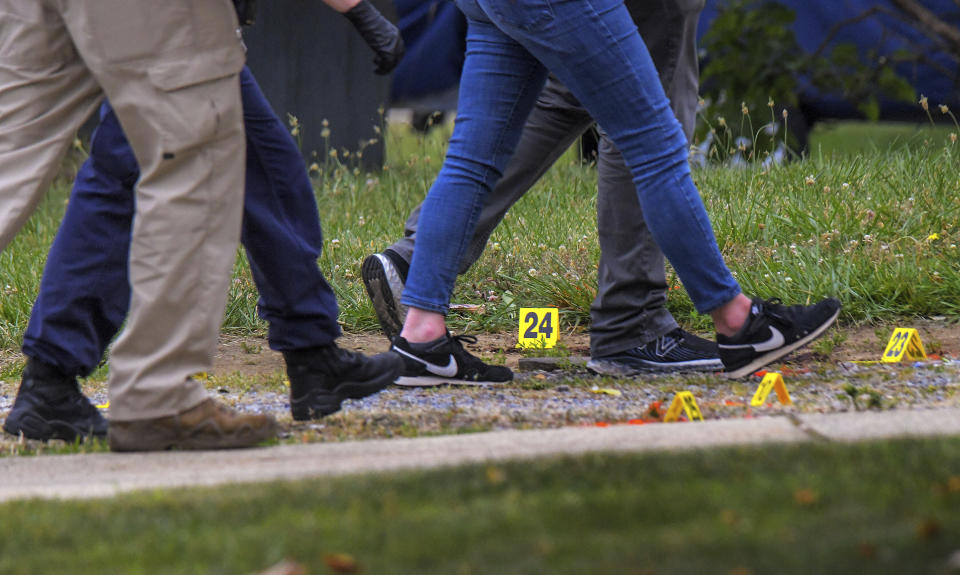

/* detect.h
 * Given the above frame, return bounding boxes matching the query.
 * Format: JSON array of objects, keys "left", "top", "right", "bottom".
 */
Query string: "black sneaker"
[
  {"left": 3, "top": 358, "right": 108, "bottom": 442},
  {"left": 361, "top": 250, "right": 409, "bottom": 340},
  {"left": 586, "top": 329, "right": 723, "bottom": 376},
  {"left": 283, "top": 345, "right": 404, "bottom": 420},
  {"left": 718, "top": 297, "right": 841, "bottom": 378},
  {"left": 391, "top": 333, "right": 513, "bottom": 386}
]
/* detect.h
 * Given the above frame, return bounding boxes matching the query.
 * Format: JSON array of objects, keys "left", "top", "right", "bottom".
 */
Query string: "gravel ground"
[{"left": 2, "top": 323, "right": 959, "bottom": 446}]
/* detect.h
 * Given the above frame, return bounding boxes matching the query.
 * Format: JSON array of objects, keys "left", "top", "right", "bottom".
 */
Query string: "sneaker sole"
[
  {"left": 586, "top": 358, "right": 723, "bottom": 377},
  {"left": 723, "top": 307, "right": 841, "bottom": 379},
  {"left": 394, "top": 375, "right": 509, "bottom": 387},
  {"left": 361, "top": 254, "right": 406, "bottom": 340}
]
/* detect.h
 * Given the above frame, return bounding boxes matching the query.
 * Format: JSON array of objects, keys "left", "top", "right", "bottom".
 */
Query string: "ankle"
[
  {"left": 399, "top": 308, "right": 447, "bottom": 343},
  {"left": 24, "top": 357, "right": 76, "bottom": 387},
  {"left": 711, "top": 294, "right": 752, "bottom": 337}
]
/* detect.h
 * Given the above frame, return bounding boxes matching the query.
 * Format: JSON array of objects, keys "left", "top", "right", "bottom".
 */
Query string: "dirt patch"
[
  {"left": 212, "top": 320, "right": 959, "bottom": 380},
  {"left": 212, "top": 330, "right": 593, "bottom": 378}
]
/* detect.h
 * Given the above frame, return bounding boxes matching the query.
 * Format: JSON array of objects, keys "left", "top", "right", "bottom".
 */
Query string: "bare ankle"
[
  {"left": 711, "top": 294, "right": 752, "bottom": 337},
  {"left": 399, "top": 308, "right": 448, "bottom": 343}
]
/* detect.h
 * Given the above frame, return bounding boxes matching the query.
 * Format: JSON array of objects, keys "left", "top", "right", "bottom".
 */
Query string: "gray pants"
[{"left": 389, "top": 0, "right": 704, "bottom": 357}]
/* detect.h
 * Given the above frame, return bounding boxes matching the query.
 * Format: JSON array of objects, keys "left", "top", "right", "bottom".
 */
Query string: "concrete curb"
[{"left": 1, "top": 408, "right": 958, "bottom": 502}]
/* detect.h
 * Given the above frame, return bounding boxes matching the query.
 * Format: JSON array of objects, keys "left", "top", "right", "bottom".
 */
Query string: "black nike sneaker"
[
  {"left": 390, "top": 333, "right": 513, "bottom": 386},
  {"left": 586, "top": 329, "right": 723, "bottom": 375},
  {"left": 718, "top": 297, "right": 841, "bottom": 378}
]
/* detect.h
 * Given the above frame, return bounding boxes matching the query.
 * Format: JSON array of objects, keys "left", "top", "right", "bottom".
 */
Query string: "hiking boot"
[
  {"left": 361, "top": 250, "right": 409, "bottom": 340},
  {"left": 586, "top": 329, "right": 723, "bottom": 376},
  {"left": 718, "top": 297, "right": 842, "bottom": 378},
  {"left": 391, "top": 333, "right": 513, "bottom": 386},
  {"left": 108, "top": 398, "right": 277, "bottom": 452},
  {"left": 283, "top": 344, "right": 403, "bottom": 420},
  {"left": 3, "top": 358, "right": 107, "bottom": 442}
]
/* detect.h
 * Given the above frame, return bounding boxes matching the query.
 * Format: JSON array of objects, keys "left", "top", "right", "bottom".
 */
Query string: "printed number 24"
[
  {"left": 886, "top": 331, "right": 909, "bottom": 357},
  {"left": 524, "top": 311, "right": 553, "bottom": 339}
]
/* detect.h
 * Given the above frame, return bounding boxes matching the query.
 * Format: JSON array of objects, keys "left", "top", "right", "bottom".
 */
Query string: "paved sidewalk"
[{"left": 1, "top": 408, "right": 959, "bottom": 502}]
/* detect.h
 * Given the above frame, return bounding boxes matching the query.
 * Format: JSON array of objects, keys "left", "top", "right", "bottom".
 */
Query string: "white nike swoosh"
[
  {"left": 393, "top": 347, "right": 459, "bottom": 377},
  {"left": 718, "top": 326, "right": 786, "bottom": 352}
]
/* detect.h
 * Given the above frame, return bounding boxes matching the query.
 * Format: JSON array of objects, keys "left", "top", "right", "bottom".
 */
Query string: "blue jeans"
[
  {"left": 23, "top": 67, "right": 341, "bottom": 377},
  {"left": 402, "top": 0, "right": 740, "bottom": 315}
]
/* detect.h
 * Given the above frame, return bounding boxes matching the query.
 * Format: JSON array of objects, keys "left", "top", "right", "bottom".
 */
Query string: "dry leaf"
[
  {"left": 324, "top": 553, "right": 360, "bottom": 573},
  {"left": 917, "top": 519, "right": 941, "bottom": 540},
  {"left": 793, "top": 488, "right": 819, "bottom": 506}
]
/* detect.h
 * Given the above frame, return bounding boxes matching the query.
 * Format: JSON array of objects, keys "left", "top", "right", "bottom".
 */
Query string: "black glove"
[{"left": 343, "top": 0, "right": 405, "bottom": 75}]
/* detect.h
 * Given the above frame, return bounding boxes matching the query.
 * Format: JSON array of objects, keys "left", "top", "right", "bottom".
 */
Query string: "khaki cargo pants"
[{"left": 0, "top": 0, "right": 247, "bottom": 420}]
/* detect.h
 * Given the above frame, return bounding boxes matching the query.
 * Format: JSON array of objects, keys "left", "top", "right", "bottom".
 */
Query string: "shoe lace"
[
  {"left": 451, "top": 334, "right": 478, "bottom": 347},
  {"left": 447, "top": 335, "right": 486, "bottom": 372},
  {"left": 657, "top": 329, "right": 686, "bottom": 354},
  {"left": 758, "top": 298, "right": 799, "bottom": 327}
]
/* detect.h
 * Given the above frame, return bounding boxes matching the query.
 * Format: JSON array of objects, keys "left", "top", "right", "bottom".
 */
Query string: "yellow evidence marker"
[
  {"left": 96, "top": 402, "right": 110, "bottom": 409},
  {"left": 750, "top": 372, "right": 793, "bottom": 406},
  {"left": 518, "top": 307, "right": 559, "bottom": 349},
  {"left": 881, "top": 328, "right": 927, "bottom": 363},
  {"left": 664, "top": 391, "right": 704, "bottom": 422}
]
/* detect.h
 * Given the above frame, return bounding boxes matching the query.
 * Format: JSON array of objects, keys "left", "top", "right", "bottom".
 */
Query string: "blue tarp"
[{"left": 700, "top": 0, "right": 960, "bottom": 119}]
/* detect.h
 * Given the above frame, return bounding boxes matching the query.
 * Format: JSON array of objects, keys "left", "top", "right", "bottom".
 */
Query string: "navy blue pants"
[{"left": 23, "top": 67, "right": 341, "bottom": 377}]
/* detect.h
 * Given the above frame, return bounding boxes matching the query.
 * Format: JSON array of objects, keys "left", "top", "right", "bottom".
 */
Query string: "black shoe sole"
[
  {"left": 3, "top": 412, "right": 106, "bottom": 443},
  {"left": 724, "top": 306, "right": 841, "bottom": 379},
  {"left": 290, "top": 359, "right": 403, "bottom": 420},
  {"left": 361, "top": 254, "right": 405, "bottom": 340}
]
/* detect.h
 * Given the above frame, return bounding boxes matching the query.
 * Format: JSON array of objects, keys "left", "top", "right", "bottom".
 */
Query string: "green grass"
[
  {"left": 1, "top": 437, "right": 958, "bottom": 574},
  {"left": 1, "top": 122, "right": 958, "bottom": 351},
  {"left": 809, "top": 120, "right": 957, "bottom": 158}
]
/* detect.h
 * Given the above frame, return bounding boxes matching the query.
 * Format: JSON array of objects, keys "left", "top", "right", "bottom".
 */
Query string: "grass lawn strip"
[{"left": 0, "top": 437, "right": 958, "bottom": 574}]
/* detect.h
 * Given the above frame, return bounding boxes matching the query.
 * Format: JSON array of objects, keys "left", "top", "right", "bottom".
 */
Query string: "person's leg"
[
  {"left": 365, "top": 77, "right": 594, "bottom": 338},
  {"left": 61, "top": 0, "right": 276, "bottom": 450},
  {"left": 476, "top": 0, "right": 738, "bottom": 314},
  {"left": 390, "top": 78, "right": 593, "bottom": 268},
  {"left": 0, "top": 3, "right": 111, "bottom": 442},
  {"left": 588, "top": 0, "right": 720, "bottom": 372},
  {"left": 662, "top": 0, "right": 704, "bottom": 142},
  {"left": 391, "top": 8, "right": 549, "bottom": 385},
  {"left": 0, "top": 1, "right": 102, "bottom": 251},
  {"left": 238, "top": 68, "right": 401, "bottom": 418},
  {"left": 238, "top": 68, "right": 342, "bottom": 350},
  {"left": 4, "top": 105, "right": 136, "bottom": 441},
  {"left": 22, "top": 111, "right": 138, "bottom": 379},
  {"left": 585, "top": 128, "right": 719, "bottom": 374}
]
